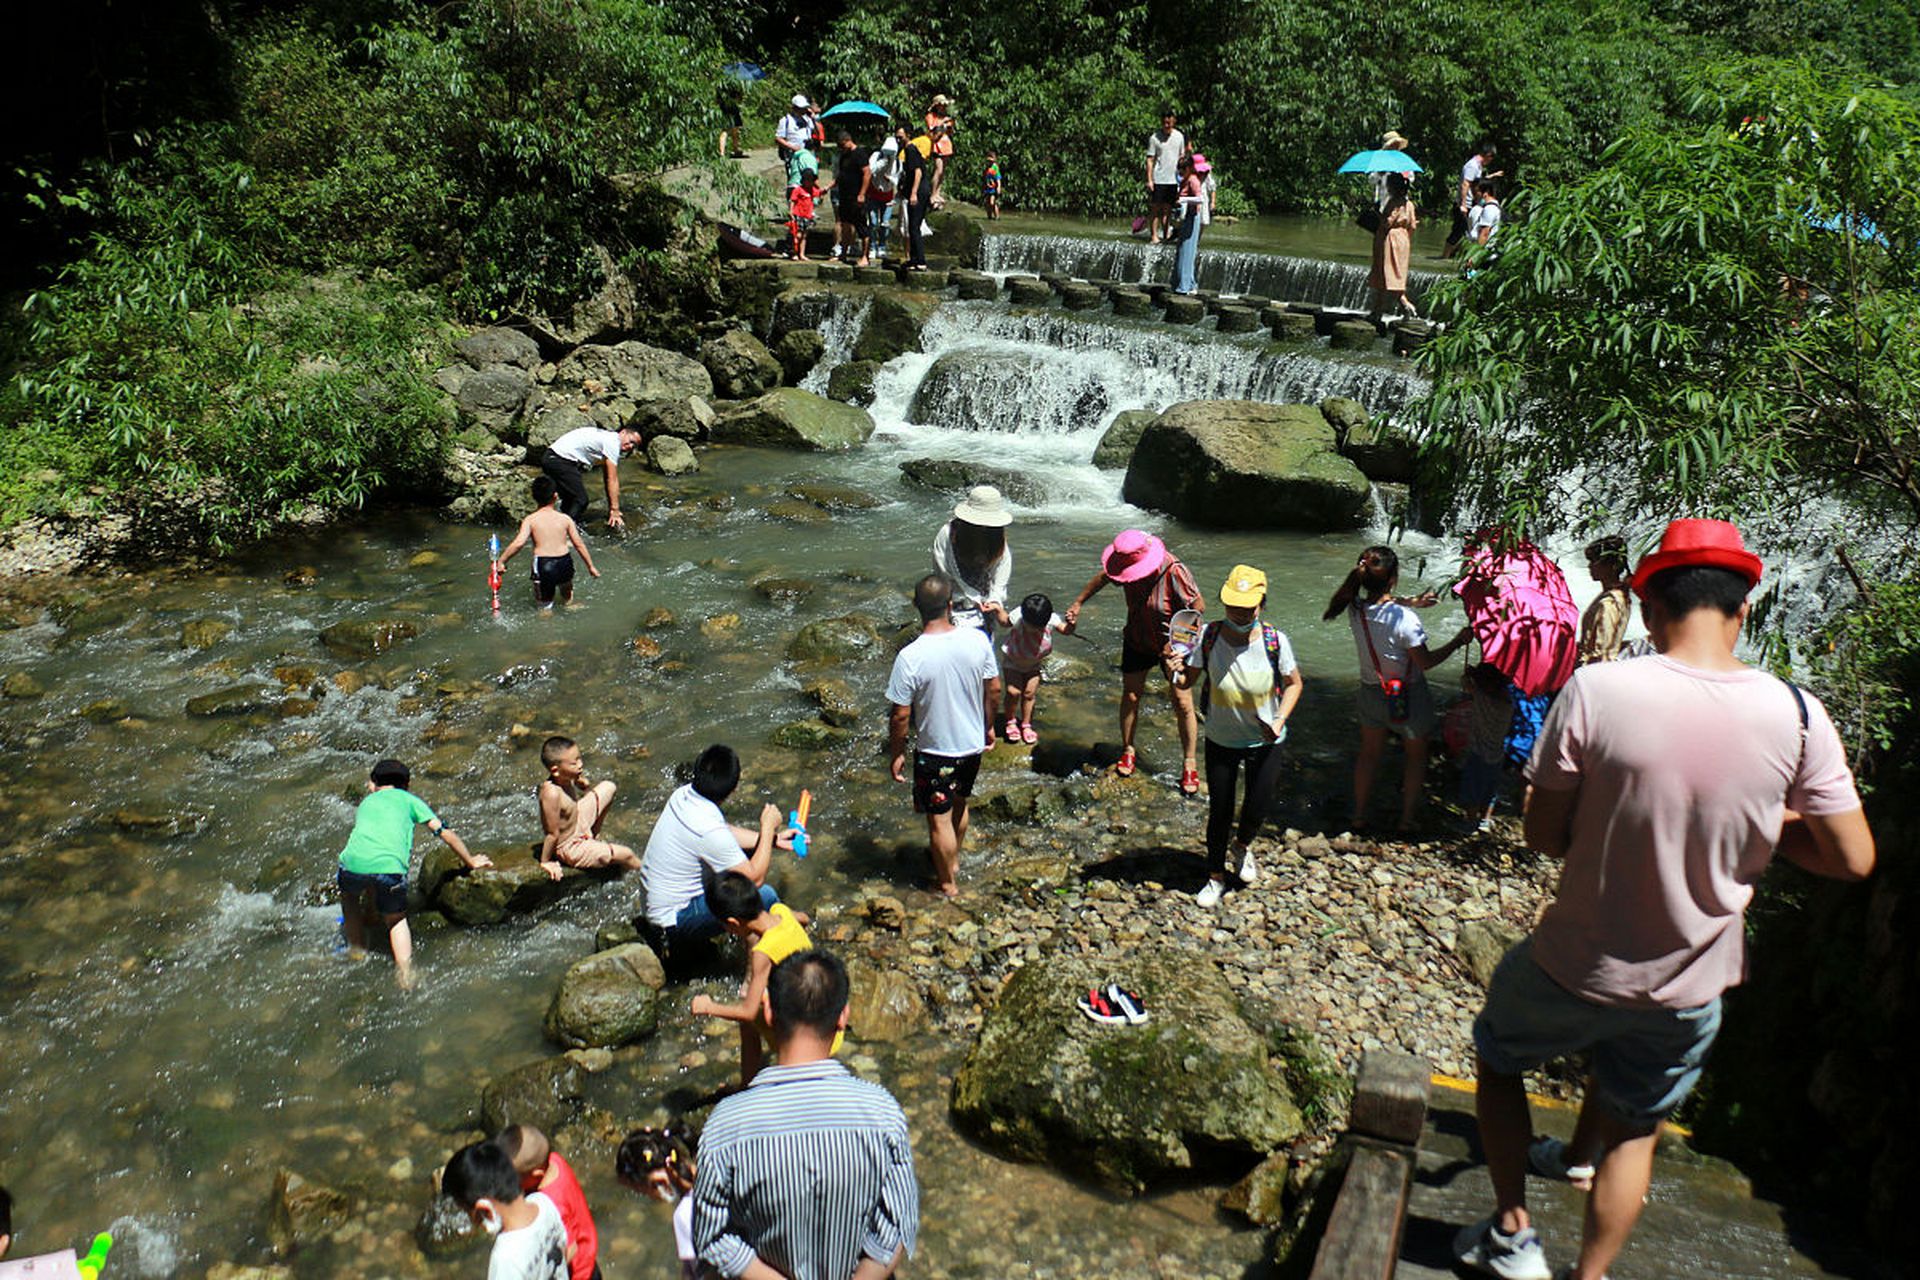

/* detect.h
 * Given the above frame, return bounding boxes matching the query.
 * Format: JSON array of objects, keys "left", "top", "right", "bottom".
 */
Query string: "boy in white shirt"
[{"left": 442, "top": 1139, "right": 569, "bottom": 1280}]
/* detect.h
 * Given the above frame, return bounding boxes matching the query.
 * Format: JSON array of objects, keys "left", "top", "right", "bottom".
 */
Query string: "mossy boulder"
[
  {"left": 700, "top": 330, "right": 784, "bottom": 400},
  {"left": 852, "top": 293, "right": 934, "bottom": 364},
  {"left": 769, "top": 718, "right": 853, "bottom": 750},
  {"left": 787, "top": 614, "right": 884, "bottom": 663},
  {"left": 1092, "top": 409, "right": 1159, "bottom": 470},
  {"left": 419, "top": 844, "right": 622, "bottom": 926},
  {"left": 543, "top": 943, "right": 666, "bottom": 1048},
  {"left": 713, "top": 388, "right": 874, "bottom": 451},
  {"left": 646, "top": 435, "right": 699, "bottom": 476},
  {"left": 180, "top": 618, "right": 233, "bottom": 649},
  {"left": 802, "top": 677, "right": 862, "bottom": 727},
  {"left": 1324, "top": 397, "right": 1417, "bottom": 483},
  {"left": 826, "top": 359, "right": 880, "bottom": 407},
  {"left": 455, "top": 326, "right": 542, "bottom": 371},
  {"left": 1121, "top": 400, "right": 1371, "bottom": 531},
  {"left": 480, "top": 1056, "right": 585, "bottom": 1133},
  {"left": 774, "top": 329, "right": 828, "bottom": 384},
  {"left": 910, "top": 349, "right": 1109, "bottom": 433},
  {"left": 185, "top": 684, "right": 275, "bottom": 717},
  {"left": 950, "top": 945, "right": 1308, "bottom": 1193},
  {"left": 897, "top": 457, "right": 1047, "bottom": 506},
  {"left": 319, "top": 617, "right": 419, "bottom": 660}
]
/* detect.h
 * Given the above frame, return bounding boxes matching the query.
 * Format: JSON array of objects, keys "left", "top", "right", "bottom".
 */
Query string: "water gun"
[
  {"left": 787, "top": 790, "right": 812, "bottom": 858},
  {"left": 487, "top": 534, "right": 502, "bottom": 614},
  {"left": 78, "top": 1233, "right": 114, "bottom": 1279}
]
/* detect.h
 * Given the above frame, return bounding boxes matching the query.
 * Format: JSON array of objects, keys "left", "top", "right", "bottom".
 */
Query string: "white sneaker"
[
  {"left": 1234, "top": 845, "right": 1259, "bottom": 885},
  {"left": 1453, "top": 1216, "right": 1551, "bottom": 1280},
  {"left": 1194, "top": 878, "right": 1225, "bottom": 908}
]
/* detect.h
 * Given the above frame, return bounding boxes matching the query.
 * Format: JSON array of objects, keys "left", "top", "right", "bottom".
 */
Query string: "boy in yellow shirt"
[{"left": 689, "top": 871, "right": 839, "bottom": 1084}]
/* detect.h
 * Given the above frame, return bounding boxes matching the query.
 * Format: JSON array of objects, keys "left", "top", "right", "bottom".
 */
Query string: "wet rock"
[
  {"left": 769, "top": 718, "right": 852, "bottom": 750},
  {"left": 647, "top": 436, "right": 699, "bottom": 476},
  {"left": 700, "top": 330, "right": 784, "bottom": 399},
  {"left": 330, "top": 670, "right": 368, "bottom": 695},
  {"left": 1110, "top": 288, "right": 1152, "bottom": 317},
  {"left": 273, "top": 664, "right": 318, "bottom": 689},
  {"left": 787, "top": 614, "right": 882, "bottom": 663},
  {"left": 752, "top": 574, "right": 817, "bottom": 603},
  {"left": 1008, "top": 277, "right": 1053, "bottom": 306},
  {"left": 773, "top": 328, "right": 827, "bottom": 384},
  {"left": 763, "top": 498, "right": 831, "bottom": 525},
  {"left": 802, "top": 677, "right": 861, "bottom": 726},
  {"left": 631, "top": 634, "right": 664, "bottom": 660},
  {"left": 276, "top": 696, "right": 320, "bottom": 719},
  {"left": 1122, "top": 400, "right": 1370, "bottom": 531},
  {"left": 1060, "top": 281, "right": 1102, "bottom": 311},
  {"left": 787, "top": 482, "right": 883, "bottom": 510},
  {"left": 975, "top": 783, "right": 1092, "bottom": 826},
  {"left": 713, "top": 388, "right": 875, "bottom": 451},
  {"left": 284, "top": 566, "right": 318, "bottom": 587},
  {"left": 642, "top": 607, "right": 676, "bottom": 629},
  {"left": 897, "top": 457, "right": 1046, "bottom": 506},
  {"left": 1163, "top": 295, "right": 1206, "bottom": 325},
  {"left": 1222, "top": 1149, "right": 1295, "bottom": 1225},
  {"left": 79, "top": 697, "right": 131, "bottom": 722},
  {"left": 553, "top": 341, "right": 713, "bottom": 405},
  {"left": 420, "top": 844, "right": 622, "bottom": 926},
  {"left": 826, "top": 359, "right": 879, "bottom": 407},
  {"left": 453, "top": 366, "right": 533, "bottom": 435},
  {"left": 209, "top": 1265, "right": 296, "bottom": 1280},
  {"left": 481, "top": 1055, "right": 585, "bottom": 1133},
  {"left": 1268, "top": 311, "right": 1318, "bottom": 343},
  {"left": 864, "top": 895, "right": 908, "bottom": 931},
  {"left": 596, "top": 920, "right": 642, "bottom": 951},
  {"left": 1455, "top": 919, "right": 1526, "bottom": 988},
  {"left": 180, "top": 618, "right": 233, "bottom": 649},
  {"left": 455, "top": 327, "right": 542, "bottom": 371},
  {"left": 1330, "top": 319, "right": 1379, "bottom": 350},
  {"left": 415, "top": 1192, "right": 483, "bottom": 1261},
  {"left": 852, "top": 293, "right": 932, "bottom": 364},
  {"left": 319, "top": 617, "right": 419, "bottom": 660},
  {"left": 910, "top": 349, "right": 1109, "bottom": 434},
  {"left": 1092, "top": 409, "right": 1158, "bottom": 470},
  {"left": 631, "top": 394, "right": 713, "bottom": 441},
  {"left": 268, "top": 1168, "right": 353, "bottom": 1256},
  {"left": 701, "top": 613, "right": 741, "bottom": 637},
  {"left": 1325, "top": 398, "right": 1416, "bottom": 483},
  {"left": 3, "top": 672, "right": 45, "bottom": 699},
  {"left": 846, "top": 961, "right": 927, "bottom": 1042},
  {"left": 1042, "top": 654, "right": 1095, "bottom": 683},
  {"left": 105, "top": 809, "right": 203, "bottom": 837},
  {"left": 544, "top": 942, "right": 666, "bottom": 1049},
  {"left": 1216, "top": 305, "right": 1261, "bottom": 333},
  {"left": 186, "top": 684, "right": 274, "bottom": 717},
  {"left": 951, "top": 945, "right": 1310, "bottom": 1193}
]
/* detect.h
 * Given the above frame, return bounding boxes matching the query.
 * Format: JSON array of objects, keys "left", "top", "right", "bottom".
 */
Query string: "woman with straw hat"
[{"left": 932, "top": 485, "right": 1014, "bottom": 631}]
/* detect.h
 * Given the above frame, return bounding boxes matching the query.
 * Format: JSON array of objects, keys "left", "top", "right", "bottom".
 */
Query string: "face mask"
[
  {"left": 1223, "top": 616, "right": 1255, "bottom": 636},
  {"left": 476, "top": 1205, "right": 503, "bottom": 1236}
]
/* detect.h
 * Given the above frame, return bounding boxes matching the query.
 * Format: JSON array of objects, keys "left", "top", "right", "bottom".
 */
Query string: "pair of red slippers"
[
  {"left": 1114, "top": 749, "right": 1200, "bottom": 796},
  {"left": 1077, "top": 984, "right": 1149, "bottom": 1025}
]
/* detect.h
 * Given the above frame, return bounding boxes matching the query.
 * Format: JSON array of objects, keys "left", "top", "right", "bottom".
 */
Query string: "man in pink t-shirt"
[{"left": 1455, "top": 519, "right": 1875, "bottom": 1280}]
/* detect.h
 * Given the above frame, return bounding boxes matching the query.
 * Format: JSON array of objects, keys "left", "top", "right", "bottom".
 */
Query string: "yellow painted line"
[{"left": 1426, "top": 1073, "right": 1693, "bottom": 1138}]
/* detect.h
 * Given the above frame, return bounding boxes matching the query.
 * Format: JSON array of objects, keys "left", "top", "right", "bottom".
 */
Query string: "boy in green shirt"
[{"left": 337, "top": 758, "right": 491, "bottom": 988}]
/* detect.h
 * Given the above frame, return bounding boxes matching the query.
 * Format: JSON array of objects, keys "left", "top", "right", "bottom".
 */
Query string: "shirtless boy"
[
  {"left": 538, "top": 736, "right": 640, "bottom": 875},
  {"left": 494, "top": 476, "right": 601, "bottom": 609}
]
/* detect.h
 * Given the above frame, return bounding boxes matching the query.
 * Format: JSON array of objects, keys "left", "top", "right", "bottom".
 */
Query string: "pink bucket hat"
[{"left": 1102, "top": 530, "right": 1168, "bottom": 583}]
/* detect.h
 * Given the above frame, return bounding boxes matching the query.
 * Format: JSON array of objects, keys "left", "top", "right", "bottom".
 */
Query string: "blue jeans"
[
  {"left": 1458, "top": 752, "right": 1506, "bottom": 810},
  {"left": 672, "top": 882, "right": 779, "bottom": 939},
  {"left": 1172, "top": 215, "right": 1203, "bottom": 292},
  {"left": 866, "top": 198, "right": 894, "bottom": 257}
]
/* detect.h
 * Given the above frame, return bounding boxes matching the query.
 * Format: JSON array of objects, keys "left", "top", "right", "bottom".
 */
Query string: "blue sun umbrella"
[
  {"left": 723, "top": 61, "right": 765, "bottom": 82},
  {"left": 1336, "top": 149, "right": 1423, "bottom": 174},
  {"left": 819, "top": 100, "right": 890, "bottom": 121}
]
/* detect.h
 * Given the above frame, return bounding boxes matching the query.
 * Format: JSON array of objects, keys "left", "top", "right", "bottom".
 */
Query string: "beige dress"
[
  {"left": 1368, "top": 196, "right": 1417, "bottom": 292},
  {"left": 1578, "top": 587, "right": 1632, "bottom": 663}
]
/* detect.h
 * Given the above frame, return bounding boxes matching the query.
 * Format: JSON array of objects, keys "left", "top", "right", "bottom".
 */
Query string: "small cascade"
[
  {"left": 978, "top": 232, "right": 1440, "bottom": 309},
  {"left": 768, "top": 290, "right": 873, "bottom": 392},
  {"left": 896, "top": 304, "right": 1429, "bottom": 433}
]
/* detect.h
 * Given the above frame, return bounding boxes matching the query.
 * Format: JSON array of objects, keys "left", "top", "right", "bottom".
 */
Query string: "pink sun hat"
[{"left": 1102, "top": 529, "right": 1168, "bottom": 583}]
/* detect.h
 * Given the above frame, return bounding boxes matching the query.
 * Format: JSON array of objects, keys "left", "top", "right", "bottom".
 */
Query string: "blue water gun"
[{"left": 787, "top": 790, "right": 813, "bottom": 858}]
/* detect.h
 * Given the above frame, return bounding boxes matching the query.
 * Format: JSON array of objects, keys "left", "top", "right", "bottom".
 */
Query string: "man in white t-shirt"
[
  {"left": 1454, "top": 519, "right": 1874, "bottom": 1280},
  {"left": 887, "top": 574, "right": 1000, "bottom": 897},
  {"left": 639, "top": 744, "right": 791, "bottom": 943},
  {"left": 775, "top": 94, "right": 816, "bottom": 188},
  {"left": 1445, "top": 141, "right": 1502, "bottom": 258},
  {"left": 543, "top": 424, "right": 639, "bottom": 530},
  {"left": 1143, "top": 111, "right": 1186, "bottom": 246},
  {"left": 442, "top": 1139, "right": 570, "bottom": 1280}
]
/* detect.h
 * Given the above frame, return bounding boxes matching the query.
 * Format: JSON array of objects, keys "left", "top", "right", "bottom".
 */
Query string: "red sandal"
[
  {"left": 1179, "top": 766, "right": 1200, "bottom": 797},
  {"left": 1115, "top": 747, "right": 1137, "bottom": 777}
]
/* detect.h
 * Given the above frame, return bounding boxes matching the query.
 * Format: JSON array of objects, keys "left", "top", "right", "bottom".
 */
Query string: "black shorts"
[
  {"left": 338, "top": 868, "right": 407, "bottom": 916},
  {"left": 1151, "top": 182, "right": 1178, "bottom": 210},
  {"left": 1447, "top": 206, "right": 1471, "bottom": 245},
  {"left": 913, "top": 751, "right": 981, "bottom": 815},
  {"left": 1120, "top": 639, "right": 1167, "bottom": 675},
  {"left": 532, "top": 553, "right": 575, "bottom": 602}
]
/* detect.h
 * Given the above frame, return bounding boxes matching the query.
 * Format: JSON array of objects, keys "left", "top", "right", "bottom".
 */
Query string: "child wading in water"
[
  {"left": 688, "top": 870, "right": 837, "bottom": 1085},
  {"left": 538, "top": 736, "right": 640, "bottom": 876},
  {"left": 616, "top": 1125, "right": 699, "bottom": 1280},
  {"left": 494, "top": 476, "right": 600, "bottom": 609},
  {"left": 337, "top": 758, "right": 490, "bottom": 988},
  {"left": 999, "top": 592, "right": 1066, "bottom": 744},
  {"left": 982, "top": 151, "right": 1002, "bottom": 219}
]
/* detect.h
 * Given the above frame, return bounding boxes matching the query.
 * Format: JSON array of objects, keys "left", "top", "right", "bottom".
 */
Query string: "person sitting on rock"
[
  {"left": 498, "top": 1125, "right": 600, "bottom": 1280},
  {"left": 337, "top": 757, "right": 490, "bottom": 989},
  {"left": 494, "top": 476, "right": 600, "bottom": 609},
  {"left": 689, "top": 870, "right": 837, "bottom": 1086},
  {"left": 538, "top": 736, "right": 640, "bottom": 876},
  {"left": 638, "top": 744, "right": 791, "bottom": 954}
]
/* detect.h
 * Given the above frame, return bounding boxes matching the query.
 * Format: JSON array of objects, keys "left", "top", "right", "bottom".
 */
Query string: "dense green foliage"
[{"left": 788, "top": 0, "right": 1917, "bottom": 216}]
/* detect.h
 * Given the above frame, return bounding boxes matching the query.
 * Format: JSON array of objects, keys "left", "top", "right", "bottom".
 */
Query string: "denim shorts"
[
  {"left": 338, "top": 868, "right": 407, "bottom": 916},
  {"left": 1473, "top": 937, "right": 1722, "bottom": 1124},
  {"left": 673, "top": 882, "right": 780, "bottom": 940}
]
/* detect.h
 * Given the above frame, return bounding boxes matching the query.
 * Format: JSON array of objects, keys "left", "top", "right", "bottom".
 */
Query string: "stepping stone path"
[
  {"left": 953, "top": 270, "right": 999, "bottom": 300},
  {"left": 1268, "top": 311, "right": 1317, "bottom": 342},
  {"left": 1110, "top": 289, "right": 1153, "bottom": 318},
  {"left": 1215, "top": 305, "right": 1260, "bottom": 334},
  {"left": 1163, "top": 295, "right": 1206, "bottom": 325},
  {"left": 1330, "top": 319, "right": 1379, "bottom": 350},
  {"left": 1060, "top": 281, "right": 1103, "bottom": 310},
  {"left": 1008, "top": 277, "right": 1052, "bottom": 306}
]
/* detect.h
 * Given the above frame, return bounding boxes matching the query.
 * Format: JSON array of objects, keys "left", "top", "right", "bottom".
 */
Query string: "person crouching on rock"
[
  {"left": 538, "top": 736, "right": 640, "bottom": 877},
  {"left": 1063, "top": 529, "right": 1206, "bottom": 795},
  {"left": 1171, "top": 564, "right": 1303, "bottom": 907},
  {"left": 637, "top": 744, "right": 792, "bottom": 953}
]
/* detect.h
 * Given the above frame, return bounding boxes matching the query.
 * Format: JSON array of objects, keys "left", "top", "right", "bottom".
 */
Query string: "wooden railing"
[{"left": 1306, "top": 1051, "right": 1430, "bottom": 1280}]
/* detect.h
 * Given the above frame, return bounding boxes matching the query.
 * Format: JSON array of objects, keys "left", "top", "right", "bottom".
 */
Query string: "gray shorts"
[
  {"left": 1472, "top": 937, "right": 1722, "bottom": 1124},
  {"left": 1354, "top": 679, "right": 1437, "bottom": 739}
]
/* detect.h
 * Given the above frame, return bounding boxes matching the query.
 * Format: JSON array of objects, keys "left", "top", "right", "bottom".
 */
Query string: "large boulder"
[
  {"left": 553, "top": 341, "right": 713, "bottom": 405},
  {"left": 631, "top": 394, "right": 715, "bottom": 441},
  {"left": 646, "top": 435, "right": 699, "bottom": 476},
  {"left": 481, "top": 1056, "right": 585, "bottom": 1133},
  {"left": 786, "top": 614, "right": 883, "bottom": 664},
  {"left": 713, "top": 388, "right": 874, "bottom": 451},
  {"left": 1121, "top": 400, "right": 1371, "bottom": 531},
  {"left": 455, "top": 327, "right": 542, "bottom": 371},
  {"left": 1092, "top": 408, "right": 1159, "bottom": 469},
  {"left": 826, "top": 359, "right": 880, "bottom": 407},
  {"left": 1323, "top": 397, "right": 1417, "bottom": 483},
  {"left": 319, "top": 617, "right": 418, "bottom": 660},
  {"left": 774, "top": 329, "right": 827, "bottom": 385},
  {"left": 897, "top": 457, "right": 1047, "bottom": 506},
  {"left": 453, "top": 366, "right": 532, "bottom": 435},
  {"left": 950, "top": 945, "right": 1309, "bottom": 1193},
  {"left": 852, "top": 294, "right": 932, "bottom": 364},
  {"left": 544, "top": 943, "right": 666, "bottom": 1048},
  {"left": 526, "top": 405, "right": 599, "bottom": 451},
  {"left": 700, "top": 330, "right": 784, "bottom": 400},
  {"left": 419, "top": 844, "right": 623, "bottom": 926},
  {"left": 846, "top": 960, "right": 928, "bottom": 1043}
]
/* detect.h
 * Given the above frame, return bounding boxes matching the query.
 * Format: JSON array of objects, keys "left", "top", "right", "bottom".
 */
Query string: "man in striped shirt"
[{"left": 693, "top": 950, "right": 919, "bottom": 1280}]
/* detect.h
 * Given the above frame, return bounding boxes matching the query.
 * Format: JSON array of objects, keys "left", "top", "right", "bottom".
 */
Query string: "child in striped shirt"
[{"left": 999, "top": 592, "right": 1066, "bottom": 745}]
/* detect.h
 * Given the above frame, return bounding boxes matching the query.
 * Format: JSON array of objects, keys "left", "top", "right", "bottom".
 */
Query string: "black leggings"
[{"left": 1204, "top": 739, "right": 1285, "bottom": 876}]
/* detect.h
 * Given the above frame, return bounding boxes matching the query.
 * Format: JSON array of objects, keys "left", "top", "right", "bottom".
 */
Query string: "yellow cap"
[{"left": 1220, "top": 564, "right": 1267, "bottom": 607}]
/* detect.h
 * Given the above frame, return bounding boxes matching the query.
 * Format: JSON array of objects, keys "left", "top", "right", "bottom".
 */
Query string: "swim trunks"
[
  {"left": 912, "top": 750, "right": 981, "bottom": 816},
  {"left": 337, "top": 867, "right": 407, "bottom": 915},
  {"left": 532, "top": 553, "right": 575, "bottom": 603}
]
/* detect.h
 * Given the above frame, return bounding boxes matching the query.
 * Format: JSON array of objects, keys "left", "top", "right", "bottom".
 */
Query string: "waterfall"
[
  {"left": 767, "top": 291, "right": 873, "bottom": 392},
  {"left": 977, "top": 232, "right": 1441, "bottom": 309},
  {"left": 895, "top": 303, "right": 1428, "bottom": 435}
]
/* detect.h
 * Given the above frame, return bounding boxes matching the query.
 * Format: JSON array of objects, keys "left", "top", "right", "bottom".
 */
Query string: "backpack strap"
[
  {"left": 1198, "top": 621, "right": 1220, "bottom": 718},
  {"left": 1781, "top": 676, "right": 1809, "bottom": 777},
  {"left": 1262, "top": 623, "right": 1283, "bottom": 690}
]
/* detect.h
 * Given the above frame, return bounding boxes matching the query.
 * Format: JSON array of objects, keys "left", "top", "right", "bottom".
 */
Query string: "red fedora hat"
[{"left": 1630, "top": 518, "right": 1764, "bottom": 597}]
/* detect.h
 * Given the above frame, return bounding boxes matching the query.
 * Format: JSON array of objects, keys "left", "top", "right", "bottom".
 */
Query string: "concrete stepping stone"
[
  {"left": 1330, "top": 319, "right": 1380, "bottom": 350},
  {"left": 1267, "top": 311, "right": 1318, "bottom": 342},
  {"left": 1110, "top": 289, "right": 1153, "bottom": 318},
  {"left": 853, "top": 266, "right": 895, "bottom": 285},
  {"left": 1162, "top": 295, "right": 1206, "bottom": 325},
  {"left": 953, "top": 271, "right": 999, "bottom": 300},
  {"left": 1008, "top": 278, "right": 1053, "bottom": 306},
  {"left": 1215, "top": 305, "right": 1260, "bottom": 334},
  {"left": 1060, "top": 281, "right": 1103, "bottom": 310}
]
